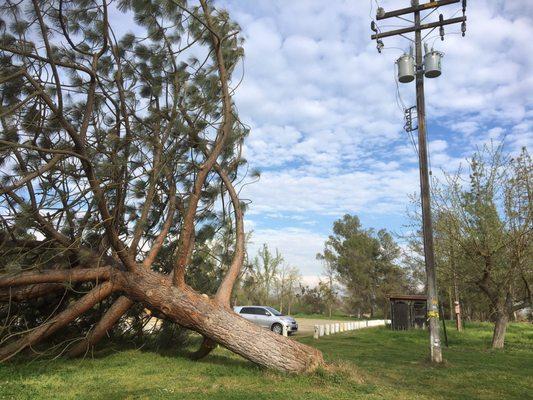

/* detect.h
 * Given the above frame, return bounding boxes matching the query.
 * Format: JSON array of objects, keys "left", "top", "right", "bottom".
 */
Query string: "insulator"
[
  {"left": 377, "top": 39, "right": 384, "bottom": 53},
  {"left": 371, "top": 21, "right": 377, "bottom": 32},
  {"left": 462, "top": 0, "right": 467, "bottom": 12},
  {"left": 439, "top": 14, "right": 445, "bottom": 40},
  {"left": 461, "top": 21, "right": 467, "bottom": 37},
  {"left": 377, "top": 7, "right": 385, "bottom": 18}
]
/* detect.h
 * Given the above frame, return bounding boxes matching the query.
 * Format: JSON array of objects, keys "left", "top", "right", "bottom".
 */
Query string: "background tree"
[
  {"left": 319, "top": 214, "right": 410, "bottom": 318},
  {"left": 404, "top": 197, "right": 488, "bottom": 323},
  {"left": 244, "top": 243, "right": 283, "bottom": 304},
  {"left": 316, "top": 246, "right": 339, "bottom": 318},
  {"left": 235, "top": 243, "right": 302, "bottom": 314},
  {"left": 0, "top": 0, "right": 322, "bottom": 372},
  {"left": 294, "top": 282, "right": 327, "bottom": 315},
  {"left": 432, "top": 144, "right": 532, "bottom": 348},
  {"left": 274, "top": 263, "right": 300, "bottom": 315}
]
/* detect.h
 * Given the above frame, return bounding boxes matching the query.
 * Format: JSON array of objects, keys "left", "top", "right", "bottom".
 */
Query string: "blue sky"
[{"left": 214, "top": 0, "right": 532, "bottom": 284}]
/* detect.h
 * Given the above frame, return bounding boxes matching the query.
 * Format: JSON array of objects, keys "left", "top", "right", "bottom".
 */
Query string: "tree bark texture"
[
  {"left": 120, "top": 270, "right": 323, "bottom": 373},
  {"left": 491, "top": 310, "right": 509, "bottom": 349}
]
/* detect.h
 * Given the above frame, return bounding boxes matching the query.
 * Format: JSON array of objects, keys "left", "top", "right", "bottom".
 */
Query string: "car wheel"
[{"left": 271, "top": 323, "right": 283, "bottom": 335}]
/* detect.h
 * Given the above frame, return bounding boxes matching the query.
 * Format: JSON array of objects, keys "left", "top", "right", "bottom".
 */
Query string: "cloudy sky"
[{"left": 216, "top": 0, "right": 532, "bottom": 285}]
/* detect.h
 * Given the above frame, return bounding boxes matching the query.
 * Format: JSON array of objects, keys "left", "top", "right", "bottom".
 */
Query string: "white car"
[{"left": 233, "top": 306, "right": 298, "bottom": 335}]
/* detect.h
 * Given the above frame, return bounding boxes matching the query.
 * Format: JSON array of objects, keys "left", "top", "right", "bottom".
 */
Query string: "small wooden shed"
[{"left": 388, "top": 294, "right": 427, "bottom": 330}]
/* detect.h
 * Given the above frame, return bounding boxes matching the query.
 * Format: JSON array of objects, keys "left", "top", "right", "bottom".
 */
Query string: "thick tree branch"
[
  {"left": 214, "top": 164, "right": 244, "bottom": 306},
  {"left": 142, "top": 182, "right": 177, "bottom": 268},
  {"left": 173, "top": 0, "right": 234, "bottom": 286},
  {"left": 67, "top": 295, "right": 133, "bottom": 357},
  {"left": 0, "top": 283, "right": 64, "bottom": 302},
  {"left": 0, "top": 281, "right": 115, "bottom": 362},
  {"left": 0, "top": 266, "right": 113, "bottom": 288},
  {"left": 191, "top": 165, "right": 244, "bottom": 360}
]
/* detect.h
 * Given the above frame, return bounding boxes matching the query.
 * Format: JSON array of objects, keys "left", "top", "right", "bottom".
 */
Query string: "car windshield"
[{"left": 266, "top": 307, "right": 283, "bottom": 316}]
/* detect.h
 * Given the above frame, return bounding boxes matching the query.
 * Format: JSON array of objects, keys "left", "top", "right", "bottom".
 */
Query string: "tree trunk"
[
  {"left": 481, "top": 284, "right": 513, "bottom": 349},
  {"left": 121, "top": 270, "right": 323, "bottom": 373},
  {"left": 448, "top": 287, "right": 453, "bottom": 321},
  {"left": 491, "top": 310, "right": 509, "bottom": 349},
  {"left": 491, "top": 292, "right": 513, "bottom": 349}
]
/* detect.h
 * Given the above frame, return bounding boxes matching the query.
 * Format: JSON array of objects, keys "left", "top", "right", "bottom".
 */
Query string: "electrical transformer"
[
  {"left": 424, "top": 50, "right": 443, "bottom": 78},
  {"left": 396, "top": 54, "right": 415, "bottom": 83}
]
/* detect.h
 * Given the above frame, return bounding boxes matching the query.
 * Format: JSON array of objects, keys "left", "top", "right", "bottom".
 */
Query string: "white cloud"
[
  {"left": 243, "top": 167, "right": 421, "bottom": 217},
  {"left": 248, "top": 227, "right": 327, "bottom": 277},
  {"left": 219, "top": 0, "right": 532, "bottom": 278},
  {"left": 301, "top": 275, "right": 322, "bottom": 288}
]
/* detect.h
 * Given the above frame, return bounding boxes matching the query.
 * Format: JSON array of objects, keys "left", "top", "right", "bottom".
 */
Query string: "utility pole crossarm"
[
  {"left": 371, "top": 16, "right": 466, "bottom": 40},
  {"left": 376, "top": 0, "right": 460, "bottom": 20}
]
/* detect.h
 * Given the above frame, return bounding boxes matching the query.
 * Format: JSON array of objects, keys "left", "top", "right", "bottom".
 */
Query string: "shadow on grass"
[{"left": 1, "top": 335, "right": 255, "bottom": 382}]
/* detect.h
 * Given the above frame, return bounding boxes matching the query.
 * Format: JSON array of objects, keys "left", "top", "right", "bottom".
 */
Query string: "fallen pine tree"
[{"left": 0, "top": 0, "right": 323, "bottom": 373}]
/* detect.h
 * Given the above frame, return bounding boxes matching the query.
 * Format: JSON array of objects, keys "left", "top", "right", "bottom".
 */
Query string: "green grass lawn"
[{"left": 0, "top": 322, "right": 531, "bottom": 400}]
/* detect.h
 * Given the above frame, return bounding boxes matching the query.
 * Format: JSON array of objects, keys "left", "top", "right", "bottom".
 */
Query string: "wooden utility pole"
[
  {"left": 370, "top": 0, "right": 467, "bottom": 363},
  {"left": 413, "top": 3, "right": 442, "bottom": 363}
]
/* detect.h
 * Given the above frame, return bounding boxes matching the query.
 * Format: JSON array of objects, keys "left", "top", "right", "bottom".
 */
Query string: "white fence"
[{"left": 313, "top": 319, "right": 390, "bottom": 339}]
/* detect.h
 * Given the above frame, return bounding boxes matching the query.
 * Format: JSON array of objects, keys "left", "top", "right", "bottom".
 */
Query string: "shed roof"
[{"left": 388, "top": 294, "right": 427, "bottom": 301}]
